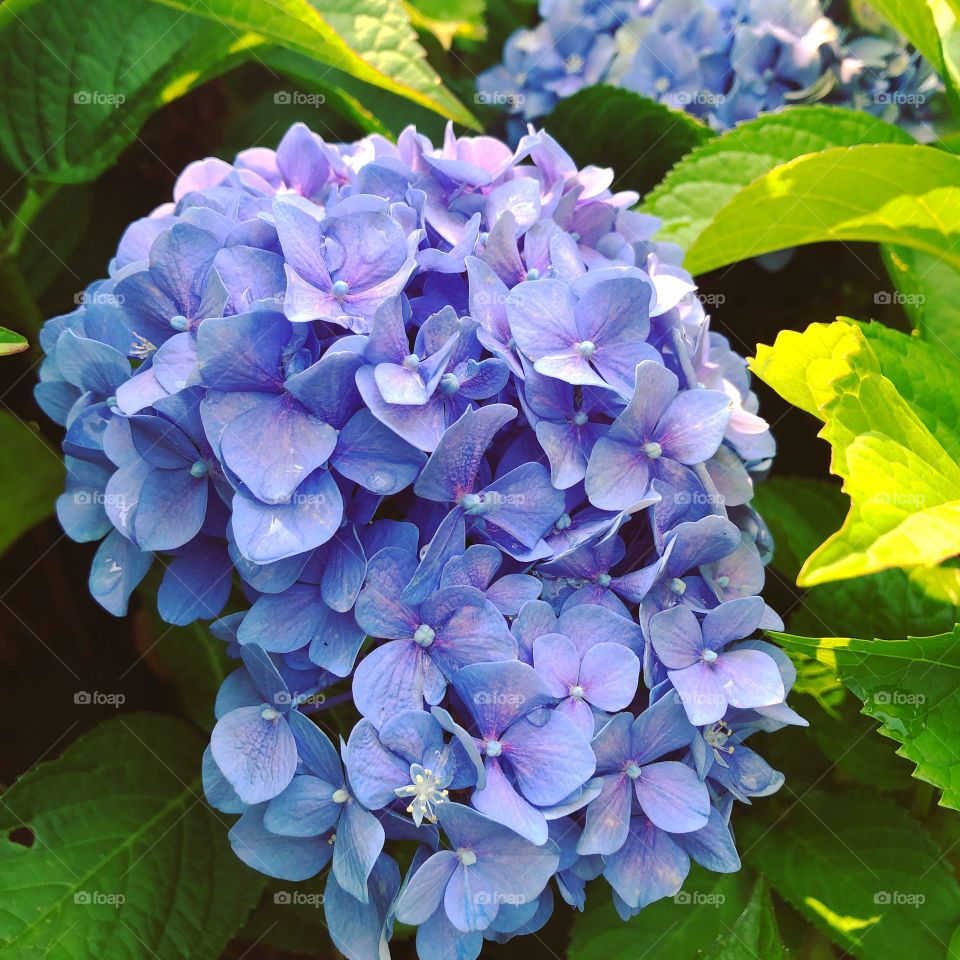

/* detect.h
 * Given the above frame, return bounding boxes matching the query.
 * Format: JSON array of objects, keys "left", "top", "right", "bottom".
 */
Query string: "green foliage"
[
  {"left": 568, "top": 868, "right": 763, "bottom": 959},
  {"left": 405, "top": 0, "right": 487, "bottom": 48},
  {"left": 0, "top": 0, "right": 472, "bottom": 184},
  {"left": 742, "top": 790, "right": 960, "bottom": 960},
  {"left": 882, "top": 244, "right": 960, "bottom": 353},
  {"left": 0, "top": 411, "right": 63, "bottom": 555},
  {"left": 0, "top": 327, "right": 27, "bottom": 356},
  {"left": 752, "top": 320, "right": 960, "bottom": 585},
  {"left": 684, "top": 144, "right": 960, "bottom": 273},
  {"left": 774, "top": 629, "right": 960, "bottom": 809},
  {"left": 754, "top": 477, "right": 960, "bottom": 640},
  {"left": 641, "top": 106, "right": 912, "bottom": 252},
  {"left": 543, "top": 85, "right": 713, "bottom": 197},
  {"left": 0, "top": 714, "right": 265, "bottom": 959}
]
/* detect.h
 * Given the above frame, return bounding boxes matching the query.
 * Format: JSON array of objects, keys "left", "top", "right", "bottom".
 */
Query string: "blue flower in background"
[
  {"left": 478, "top": 0, "right": 944, "bottom": 133},
  {"left": 37, "top": 119, "right": 800, "bottom": 954}
]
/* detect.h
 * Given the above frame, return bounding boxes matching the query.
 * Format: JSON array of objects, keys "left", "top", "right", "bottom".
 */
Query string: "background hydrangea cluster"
[
  {"left": 478, "top": 0, "right": 942, "bottom": 135},
  {"left": 37, "top": 121, "right": 804, "bottom": 959}
]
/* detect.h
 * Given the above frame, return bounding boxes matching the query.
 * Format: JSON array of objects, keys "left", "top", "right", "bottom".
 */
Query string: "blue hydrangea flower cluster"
[
  {"left": 478, "top": 0, "right": 942, "bottom": 135},
  {"left": 38, "top": 121, "right": 804, "bottom": 959}
]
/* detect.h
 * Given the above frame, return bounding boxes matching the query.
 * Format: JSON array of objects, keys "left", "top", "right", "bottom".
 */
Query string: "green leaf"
[
  {"left": 742, "top": 789, "right": 960, "bottom": 960},
  {"left": 773, "top": 629, "right": 960, "bottom": 809},
  {"left": 404, "top": 0, "right": 486, "bottom": 48},
  {"left": 754, "top": 477, "right": 960, "bottom": 640},
  {"left": 881, "top": 244, "right": 960, "bottom": 354},
  {"left": 0, "top": 411, "right": 63, "bottom": 554},
  {"left": 568, "top": 867, "right": 755, "bottom": 959},
  {"left": 684, "top": 144, "right": 960, "bottom": 274},
  {"left": 751, "top": 320, "right": 960, "bottom": 585},
  {"left": 0, "top": 0, "right": 473, "bottom": 184},
  {"left": 260, "top": 48, "right": 446, "bottom": 139},
  {"left": 641, "top": 106, "right": 912, "bottom": 252},
  {"left": 867, "top": 0, "right": 960, "bottom": 102},
  {"left": 0, "top": 714, "right": 264, "bottom": 959},
  {"left": 806, "top": 696, "right": 919, "bottom": 791},
  {"left": 706, "top": 876, "right": 786, "bottom": 960},
  {"left": 543, "top": 85, "right": 713, "bottom": 198},
  {"left": 0, "top": 327, "right": 28, "bottom": 356},
  {"left": 0, "top": 0, "right": 244, "bottom": 182},
  {"left": 149, "top": 0, "right": 475, "bottom": 126}
]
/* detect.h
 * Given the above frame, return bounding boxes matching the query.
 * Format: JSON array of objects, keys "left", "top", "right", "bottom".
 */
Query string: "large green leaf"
[
  {"left": 568, "top": 867, "right": 758, "bottom": 959},
  {"left": 751, "top": 320, "right": 960, "bottom": 585},
  {"left": 0, "top": 0, "right": 244, "bottom": 182},
  {"left": 404, "top": 0, "right": 486, "bottom": 48},
  {"left": 684, "top": 144, "right": 960, "bottom": 274},
  {"left": 742, "top": 789, "right": 960, "bottom": 959},
  {"left": 641, "top": 106, "right": 912, "bottom": 251},
  {"left": 543, "top": 85, "right": 713, "bottom": 198},
  {"left": 0, "top": 411, "right": 63, "bottom": 554},
  {"left": 0, "top": 714, "right": 264, "bottom": 959},
  {"left": 754, "top": 477, "right": 960, "bottom": 640},
  {"left": 150, "top": 0, "right": 474, "bottom": 125},
  {"left": 881, "top": 244, "right": 960, "bottom": 354},
  {"left": 0, "top": 0, "right": 473, "bottom": 184},
  {"left": 773, "top": 630, "right": 960, "bottom": 809}
]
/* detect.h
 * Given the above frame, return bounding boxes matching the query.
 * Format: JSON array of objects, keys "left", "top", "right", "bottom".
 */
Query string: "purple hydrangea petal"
[{"left": 633, "top": 760, "right": 710, "bottom": 832}]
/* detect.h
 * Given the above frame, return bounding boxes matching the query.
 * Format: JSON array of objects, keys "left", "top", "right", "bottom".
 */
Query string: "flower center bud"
[
  {"left": 670, "top": 577, "right": 686, "bottom": 596},
  {"left": 654, "top": 76, "right": 671, "bottom": 93},
  {"left": 106, "top": 395, "right": 119, "bottom": 411},
  {"left": 555, "top": 513, "right": 572, "bottom": 530},
  {"left": 702, "top": 648, "right": 718, "bottom": 664},
  {"left": 260, "top": 707, "right": 281, "bottom": 721},
  {"left": 458, "top": 848, "right": 477, "bottom": 866},
  {"left": 484, "top": 739, "right": 502, "bottom": 758},
  {"left": 439, "top": 372, "right": 460, "bottom": 395},
  {"left": 413, "top": 624, "right": 436, "bottom": 648},
  {"left": 569, "top": 684, "right": 585, "bottom": 700},
  {"left": 565, "top": 53, "right": 585, "bottom": 74},
  {"left": 332, "top": 788, "right": 350, "bottom": 804},
  {"left": 572, "top": 410, "right": 588, "bottom": 426},
  {"left": 402, "top": 353, "right": 420, "bottom": 371},
  {"left": 460, "top": 492, "right": 482, "bottom": 512},
  {"left": 643, "top": 441, "right": 663, "bottom": 460},
  {"left": 576, "top": 340, "right": 596, "bottom": 358},
  {"left": 169, "top": 314, "right": 190, "bottom": 332},
  {"left": 190, "top": 460, "right": 208, "bottom": 478},
  {"left": 597, "top": 573, "right": 612, "bottom": 587},
  {"left": 526, "top": 267, "right": 540, "bottom": 281},
  {"left": 625, "top": 762, "right": 642, "bottom": 780},
  {"left": 331, "top": 279, "right": 350, "bottom": 300},
  {"left": 395, "top": 764, "right": 449, "bottom": 824},
  {"left": 716, "top": 575, "right": 730, "bottom": 588}
]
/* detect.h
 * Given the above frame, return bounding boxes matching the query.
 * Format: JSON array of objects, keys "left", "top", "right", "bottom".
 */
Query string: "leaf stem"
[{"left": 1, "top": 180, "right": 60, "bottom": 259}]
